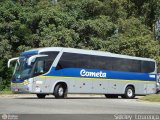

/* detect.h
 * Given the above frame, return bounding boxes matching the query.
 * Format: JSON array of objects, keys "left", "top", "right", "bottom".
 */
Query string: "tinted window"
[
  {"left": 56, "top": 52, "right": 155, "bottom": 73},
  {"left": 141, "top": 61, "right": 155, "bottom": 73},
  {"left": 33, "top": 58, "right": 57, "bottom": 77},
  {"left": 40, "top": 51, "right": 59, "bottom": 60},
  {"left": 56, "top": 53, "right": 114, "bottom": 70},
  {"left": 33, "top": 51, "right": 59, "bottom": 76},
  {"left": 56, "top": 53, "right": 93, "bottom": 69},
  {"left": 112, "top": 58, "right": 141, "bottom": 72},
  {"left": 41, "top": 51, "right": 59, "bottom": 71},
  {"left": 34, "top": 60, "right": 45, "bottom": 75}
]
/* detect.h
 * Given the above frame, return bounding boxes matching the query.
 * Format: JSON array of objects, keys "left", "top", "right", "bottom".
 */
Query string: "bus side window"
[
  {"left": 141, "top": 61, "right": 155, "bottom": 73},
  {"left": 44, "top": 60, "right": 53, "bottom": 73},
  {"left": 34, "top": 60, "right": 53, "bottom": 75},
  {"left": 56, "top": 63, "right": 63, "bottom": 70},
  {"left": 34, "top": 60, "right": 45, "bottom": 76}
]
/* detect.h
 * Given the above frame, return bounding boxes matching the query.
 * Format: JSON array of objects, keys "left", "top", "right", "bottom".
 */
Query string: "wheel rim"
[
  {"left": 127, "top": 89, "right": 133, "bottom": 97},
  {"left": 58, "top": 87, "right": 64, "bottom": 96}
]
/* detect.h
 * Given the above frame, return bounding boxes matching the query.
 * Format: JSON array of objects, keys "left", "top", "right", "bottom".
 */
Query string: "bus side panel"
[
  {"left": 32, "top": 76, "right": 156, "bottom": 95},
  {"left": 92, "top": 80, "right": 108, "bottom": 93},
  {"left": 31, "top": 76, "right": 47, "bottom": 93},
  {"left": 107, "top": 81, "right": 151, "bottom": 95},
  {"left": 107, "top": 80, "right": 126, "bottom": 94},
  {"left": 134, "top": 82, "right": 147, "bottom": 95},
  {"left": 146, "top": 83, "right": 156, "bottom": 94},
  {"left": 47, "top": 78, "right": 76, "bottom": 94},
  {"left": 74, "top": 79, "right": 92, "bottom": 93}
]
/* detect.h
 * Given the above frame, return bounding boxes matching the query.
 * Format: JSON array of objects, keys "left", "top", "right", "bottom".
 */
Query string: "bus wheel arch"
[
  {"left": 122, "top": 85, "right": 135, "bottom": 99},
  {"left": 53, "top": 82, "right": 68, "bottom": 99}
]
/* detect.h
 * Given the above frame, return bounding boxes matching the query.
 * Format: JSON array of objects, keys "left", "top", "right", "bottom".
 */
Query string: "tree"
[{"left": 0, "top": 0, "right": 160, "bottom": 89}]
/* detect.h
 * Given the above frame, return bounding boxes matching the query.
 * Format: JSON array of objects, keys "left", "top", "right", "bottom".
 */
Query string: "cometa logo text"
[{"left": 80, "top": 69, "right": 107, "bottom": 78}]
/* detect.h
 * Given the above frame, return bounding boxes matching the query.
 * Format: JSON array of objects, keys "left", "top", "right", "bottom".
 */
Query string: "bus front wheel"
[
  {"left": 36, "top": 94, "right": 46, "bottom": 99},
  {"left": 54, "top": 84, "right": 67, "bottom": 99},
  {"left": 122, "top": 86, "right": 135, "bottom": 99}
]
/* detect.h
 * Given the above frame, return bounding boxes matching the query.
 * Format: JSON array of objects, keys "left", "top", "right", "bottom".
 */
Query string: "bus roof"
[{"left": 21, "top": 47, "right": 155, "bottom": 62}]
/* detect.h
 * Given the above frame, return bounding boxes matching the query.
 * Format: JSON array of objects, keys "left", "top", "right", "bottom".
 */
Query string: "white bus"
[{"left": 8, "top": 47, "right": 157, "bottom": 99}]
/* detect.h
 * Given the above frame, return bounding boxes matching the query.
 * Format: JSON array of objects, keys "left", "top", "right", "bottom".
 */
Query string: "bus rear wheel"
[
  {"left": 156, "top": 91, "right": 160, "bottom": 94},
  {"left": 122, "top": 86, "right": 135, "bottom": 99},
  {"left": 36, "top": 94, "right": 46, "bottom": 99},
  {"left": 54, "top": 84, "right": 67, "bottom": 99}
]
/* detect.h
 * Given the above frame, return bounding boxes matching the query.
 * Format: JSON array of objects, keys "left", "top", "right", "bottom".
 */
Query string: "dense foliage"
[{"left": 0, "top": 0, "right": 160, "bottom": 89}]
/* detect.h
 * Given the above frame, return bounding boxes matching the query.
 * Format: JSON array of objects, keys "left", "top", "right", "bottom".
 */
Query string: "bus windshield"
[
  {"left": 12, "top": 52, "right": 59, "bottom": 80},
  {"left": 13, "top": 56, "right": 35, "bottom": 80}
]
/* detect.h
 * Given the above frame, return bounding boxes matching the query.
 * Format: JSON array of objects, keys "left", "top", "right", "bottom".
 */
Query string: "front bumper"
[
  {"left": 11, "top": 80, "right": 31, "bottom": 93},
  {"left": 156, "top": 87, "right": 160, "bottom": 93},
  {"left": 156, "top": 83, "right": 160, "bottom": 93}
]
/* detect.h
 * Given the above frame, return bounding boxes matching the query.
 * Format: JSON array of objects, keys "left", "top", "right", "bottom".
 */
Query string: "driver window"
[
  {"left": 33, "top": 59, "right": 53, "bottom": 76},
  {"left": 34, "top": 60, "right": 45, "bottom": 75}
]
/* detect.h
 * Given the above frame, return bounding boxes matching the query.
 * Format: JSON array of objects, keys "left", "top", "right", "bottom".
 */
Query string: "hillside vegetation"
[{"left": 0, "top": 0, "right": 160, "bottom": 89}]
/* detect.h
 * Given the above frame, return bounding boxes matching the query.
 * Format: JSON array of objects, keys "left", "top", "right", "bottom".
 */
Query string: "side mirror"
[
  {"left": 27, "top": 55, "right": 48, "bottom": 66},
  {"left": 8, "top": 57, "right": 19, "bottom": 68}
]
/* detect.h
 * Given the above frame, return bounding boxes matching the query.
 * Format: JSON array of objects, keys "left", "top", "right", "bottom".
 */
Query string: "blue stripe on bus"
[
  {"left": 12, "top": 79, "right": 24, "bottom": 83},
  {"left": 45, "top": 68, "right": 156, "bottom": 81},
  {"left": 20, "top": 50, "right": 38, "bottom": 56},
  {"left": 12, "top": 68, "right": 156, "bottom": 83}
]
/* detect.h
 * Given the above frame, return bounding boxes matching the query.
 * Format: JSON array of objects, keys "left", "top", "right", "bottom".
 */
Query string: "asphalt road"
[
  {"left": 0, "top": 94, "right": 160, "bottom": 115},
  {"left": 1, "top": 95, "right": 160, "bottom": 120}
]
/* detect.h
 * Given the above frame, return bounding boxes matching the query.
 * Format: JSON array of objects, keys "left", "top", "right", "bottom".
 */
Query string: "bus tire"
[
  {"left": 36, "top": 94, "right": 46, "bottom": 99},
  {"left": 156, "top": 91, "right": 160, "bottom": 94},
  {"left": 123, "top": 86, "right": 135, "bottom": 99},
  {"left": 54, "top": 84, "right": 67, "bottom": 99},
  {"left": 105, "top": 94, "right": 118, "bottom": 98}
]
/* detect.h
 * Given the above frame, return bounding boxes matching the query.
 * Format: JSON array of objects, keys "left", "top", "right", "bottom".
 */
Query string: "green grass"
[
  {"left": 140, "top": 94, "right": 160, "bottom": 102},
  {"left": 0, "top": 90, "right": 12, "bottom": 95}
]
